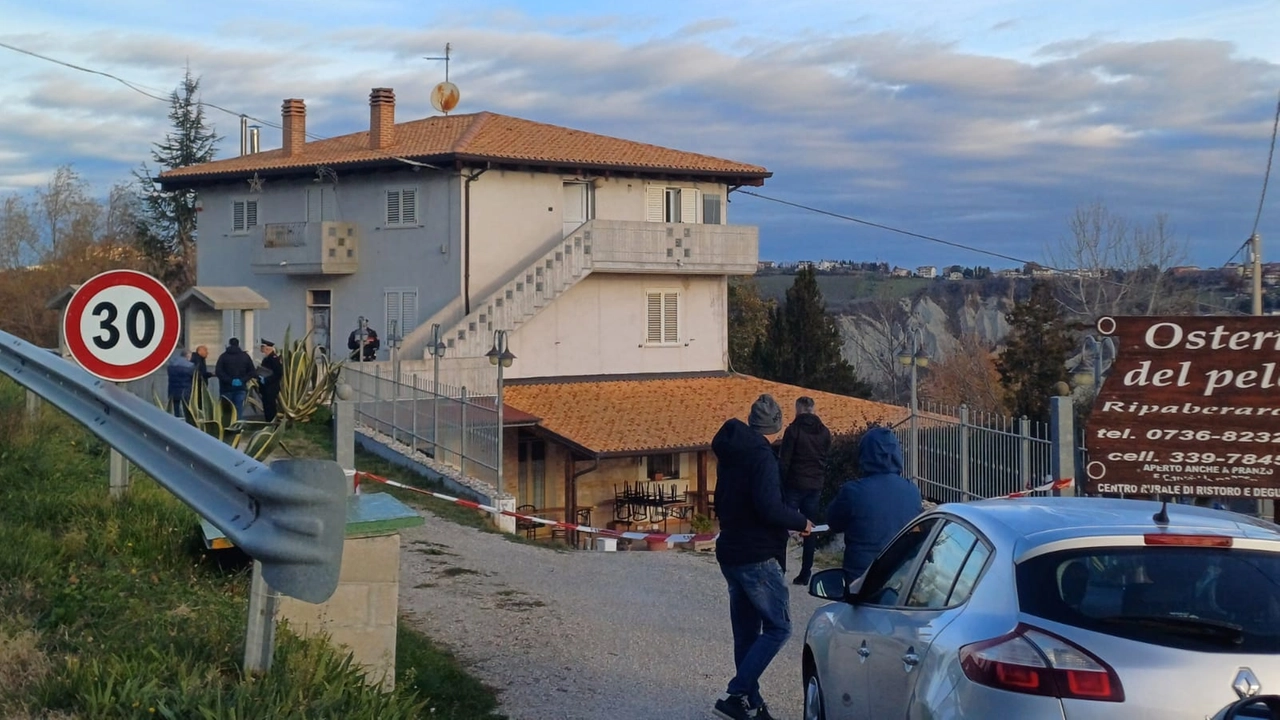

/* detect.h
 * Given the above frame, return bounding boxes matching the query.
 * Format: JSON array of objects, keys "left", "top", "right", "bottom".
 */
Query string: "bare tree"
[
  {"left": 842, "top": 293, "right": 912, "bottom": 403},
  {"left": 1047, "top": 199, "right": 1188, "bottom": 320},
  {"left": 0, "top": 194, "right": 39, "bottom": 271},
  {"left": 36, "top": 165, "right": 100, "bottom": 260},
  {"left": 921, "top": 332, "right": 1005, "bottom": 415}
]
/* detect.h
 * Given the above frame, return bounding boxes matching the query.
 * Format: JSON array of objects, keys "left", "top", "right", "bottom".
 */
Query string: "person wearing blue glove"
[{"left": 214, "top": 338, "right": 256, "bottom": 419}]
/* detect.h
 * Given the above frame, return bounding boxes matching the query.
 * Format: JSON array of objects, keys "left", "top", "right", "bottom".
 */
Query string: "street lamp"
[
  {"left": 1073, "top": 335, "right": 1117, "bottom": 389},
  {"left": 486, "top": 330, "right": 516, "bottom": 502},
  {"left": 426, "top": 323, "right": 447, "bottom": 457},
  {"left": 896, "top": 326, "right": 928, "bottom": 480}
]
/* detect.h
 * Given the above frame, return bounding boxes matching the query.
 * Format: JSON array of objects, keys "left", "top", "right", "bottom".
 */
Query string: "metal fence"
[
  {"left": 896, "top": 401, "right": 1057, "bottom": 503},
  {"left": 343, "top": 365, "right": 499, "bottom": 486}
]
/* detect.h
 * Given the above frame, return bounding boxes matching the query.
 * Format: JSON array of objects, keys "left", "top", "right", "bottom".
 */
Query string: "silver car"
[{"left": 802, "top": 497, "right": 1280, "bottom": 719}]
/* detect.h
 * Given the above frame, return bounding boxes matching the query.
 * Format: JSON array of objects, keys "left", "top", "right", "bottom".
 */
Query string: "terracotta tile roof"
[
  {"left": 160, "top": 111, "right": 769, "bottom": 183},
  {"left": 503, "top": 374, "right": 909, "bottom": 456}
]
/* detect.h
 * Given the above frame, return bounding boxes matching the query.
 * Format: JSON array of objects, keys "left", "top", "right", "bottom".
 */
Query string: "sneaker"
[
  {"left": 792, "top": 571, "right": 811, "bottom": 586},
  {"left": 752, "top": 701, "right": 778, "bottom": 720},
  {"left": 713, "top": 693, "right": 754, "bottom": 720}
]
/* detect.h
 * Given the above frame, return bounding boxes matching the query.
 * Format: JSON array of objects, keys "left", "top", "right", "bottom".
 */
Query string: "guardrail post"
[
  {"left": 25, "top": 389, "right": 41, "bottom": 420},
  {"left": 243, "top": 560, "right": 279, "bottom": 675},
  {"left": 959, "top": 405, "right": 971, "bottom": 500},
  {"left": 109, "top": 449, "right": 131, "bottom": 499},
  {"left": 1050, "top": 394, "right": 1076, "bottom": 497}
]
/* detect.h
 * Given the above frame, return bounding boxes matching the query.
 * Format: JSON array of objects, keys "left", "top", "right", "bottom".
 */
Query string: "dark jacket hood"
[
  {"left": 793, "top": 413, "right": 827, "bottom": 434},
  {"left": 223, "top": 344, "right": 245, "bottom": 355},
  {"left": 859, "top": 427, "right": 904, "bottom": 476},
  {"left": 712, "top": 418, "right": 767, "bottom": 458}
]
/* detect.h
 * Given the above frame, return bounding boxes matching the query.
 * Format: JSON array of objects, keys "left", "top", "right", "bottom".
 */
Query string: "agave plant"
[
  {"left": 276, "top": 327, "right": 345, "bottom": 422},
  {"left": 153, "top": 377, "right": 286, "bottom": 462}
]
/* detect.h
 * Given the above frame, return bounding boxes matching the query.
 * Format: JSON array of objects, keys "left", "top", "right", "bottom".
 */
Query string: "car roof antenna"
[{"left": 1152, "top": 496, "right": 1170, "bottom": 527}]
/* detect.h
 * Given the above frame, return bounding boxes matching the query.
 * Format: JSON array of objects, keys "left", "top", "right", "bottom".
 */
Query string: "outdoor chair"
[{"left": 515, "top": 504, "right": 539, "bottom": 539}]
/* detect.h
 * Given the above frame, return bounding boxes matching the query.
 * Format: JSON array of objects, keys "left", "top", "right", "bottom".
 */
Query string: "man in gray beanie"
[{"left": 710, "top": 393, "right": 812, "bottom": 720}]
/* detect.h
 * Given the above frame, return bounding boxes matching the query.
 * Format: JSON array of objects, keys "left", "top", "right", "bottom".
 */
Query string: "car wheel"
[{"left": 804, "top": 667, "right": 826, "bottom": 720}]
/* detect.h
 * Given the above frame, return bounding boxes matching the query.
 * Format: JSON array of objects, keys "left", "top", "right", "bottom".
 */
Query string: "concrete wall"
[
  {"left": 276, "top": 533, "right": 401, "bottom": 689},
  {"left": 195, "top": 169, "right": 461, "bottom": 353},
  {"left": 506, "top": 273, "right": 729, "bottom": 379}
]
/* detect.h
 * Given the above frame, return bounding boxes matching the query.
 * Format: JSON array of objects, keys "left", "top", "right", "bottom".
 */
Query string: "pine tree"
[
  {"left": 995, "top": 281, "right": 1075, "bottom": 423},
  {"left": 759, "top": 267, "right": 873, "bottom": 398},
  {"left": 726, "top": 277, "right": 773, "bottom": 375},
  {"left": 134, "top": 69, "right": 220, "bottom": 291}
]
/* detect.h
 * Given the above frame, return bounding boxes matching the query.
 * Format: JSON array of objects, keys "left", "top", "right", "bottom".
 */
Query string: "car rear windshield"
[{"left": 1017, "top": 546, "right": 1280, "bottom": 653}]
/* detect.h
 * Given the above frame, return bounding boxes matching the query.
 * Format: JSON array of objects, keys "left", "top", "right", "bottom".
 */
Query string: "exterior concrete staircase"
[{"left": 402, "top": 227, "right": 594, "bottom": 362}]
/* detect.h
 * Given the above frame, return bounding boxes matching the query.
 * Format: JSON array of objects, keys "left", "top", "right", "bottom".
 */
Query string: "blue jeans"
[
  {"left": 222, "top": 389, "right": 247, "bottom": 419},
  {"left": 720, "top": 557, "right": 792, "bottom": 706},
  {"left": 785, "top": 488, "right": 821, "bottom": 577}
]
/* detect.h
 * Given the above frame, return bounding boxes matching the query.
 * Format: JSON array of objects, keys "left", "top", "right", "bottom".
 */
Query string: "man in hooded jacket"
[
  {"left": 778, "top": 395, "right": 832, "bottom": 586},
  {"left": 711, "top": 394, "right": 812, "bottom": 720},
  {"left": 214, "top": 338, "right": 256, "bottom": 419},
  {"left": 825, "top": 427, "right": 923, "bottom": 584}
]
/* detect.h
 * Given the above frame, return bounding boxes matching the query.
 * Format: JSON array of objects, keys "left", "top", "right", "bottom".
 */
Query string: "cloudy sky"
[{"left": 2, "top": 0, "right": 1279, "bottom": 269}]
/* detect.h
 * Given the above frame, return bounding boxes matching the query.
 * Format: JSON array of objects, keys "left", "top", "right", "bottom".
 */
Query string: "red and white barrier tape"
[{"left": 355, "top": 471, "right": 1076, "bottom": 544}]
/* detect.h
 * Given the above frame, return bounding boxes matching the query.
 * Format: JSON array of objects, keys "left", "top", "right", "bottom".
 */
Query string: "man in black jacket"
[
  {"left": 214, "top": 338, "right": 256, "bottom": 419},
  {"left": 779, "top": 395, "right": 832, "bottom": 586},
  {"left": 711, "top": 394, "right": 812, "bottom": 720},
  {"left": 258, "top": 339, "right": 285, "bottom": 422}
]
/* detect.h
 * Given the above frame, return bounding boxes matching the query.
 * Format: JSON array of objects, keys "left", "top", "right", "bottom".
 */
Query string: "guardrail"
[{"left": 0, "top": 329, "right": 346, "bottom": 604}]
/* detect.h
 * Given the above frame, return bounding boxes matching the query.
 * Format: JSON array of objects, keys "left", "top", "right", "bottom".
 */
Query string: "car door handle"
[
  {"left": 857, "top": 640, "right": 870, "bottom": 662},
  {"left": 902, "top": 648, "right": 920, "bottom": 672}
]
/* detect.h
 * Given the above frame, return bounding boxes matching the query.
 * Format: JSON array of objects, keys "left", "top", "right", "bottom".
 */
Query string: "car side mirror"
[{"left": 808, "top": 568, "right": 849, "bottom": 600}]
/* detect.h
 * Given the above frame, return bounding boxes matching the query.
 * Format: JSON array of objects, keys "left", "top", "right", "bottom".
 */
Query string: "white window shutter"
[
  {"left": 645, "top": 187, "right": 665, "bottom": 223},
  {"left": 233, "top": 201, "right": 245, "bottom": 231},
  {"left": 663, "top": 292, "right": 679, "bottom": 343},
  {"left": 402, "top": 188, "right": 418, "bottom": 224},
  {"left": 386, "top": 190, "right": 401, "bottom": 225},
  {"left": 646, "top": 292, "right": 662, "bottom": 343},
  {"left": 385, "top": 291, "right": 400, "bottom": 337},
  {"left": 401, "top": 291, "right": 418, "bottom": 335},
  {"left": 680, "top": 189, "right": 699, "bottom": 223},
  {"left": 246, "top": 200, "right": 258, "bottom": 228}
]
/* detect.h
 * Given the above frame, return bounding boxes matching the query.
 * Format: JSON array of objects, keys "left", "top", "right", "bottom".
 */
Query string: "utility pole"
[{"left": 1251, "top": 233, "right": 1264, "bottom": 316}]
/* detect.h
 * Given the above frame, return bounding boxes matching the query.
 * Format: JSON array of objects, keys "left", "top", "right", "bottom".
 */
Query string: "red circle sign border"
[{"left": 62, "top": 270, "right": 181, "bottom": 382}]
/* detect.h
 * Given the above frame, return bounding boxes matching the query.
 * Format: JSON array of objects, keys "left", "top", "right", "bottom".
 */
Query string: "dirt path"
[{"left": 398, "top": 512, "right": 828, "bottom": 720}]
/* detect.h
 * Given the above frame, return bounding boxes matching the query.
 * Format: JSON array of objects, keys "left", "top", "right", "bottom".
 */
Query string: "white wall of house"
[
  {"left": 507, "top": 272, "right": 728, "bottom": 379},
  {"left": 194, "top": 168, "right": 461, "bottom": 355}
]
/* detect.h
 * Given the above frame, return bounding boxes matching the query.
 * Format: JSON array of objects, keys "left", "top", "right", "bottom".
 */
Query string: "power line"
[
  {"left": 0, "top": 40, "right": 439, "bottom": 170},
  {"left": 1251, "top": 90, "right": 1280, "bottom": 240}
]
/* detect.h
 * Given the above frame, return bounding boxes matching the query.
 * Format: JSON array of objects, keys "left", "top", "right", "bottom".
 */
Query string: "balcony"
[
  {"left": 575, "top": 219, "right": 757, "bottom": 275},
  {"left": 251, "top": 221, "right": 360, "bottom": 275}
]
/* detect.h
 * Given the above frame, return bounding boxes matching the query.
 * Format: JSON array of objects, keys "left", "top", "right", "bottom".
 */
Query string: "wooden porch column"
[
  {"left": 564, "top": 451, "right": 577, "bottom": 547},
  {"left": 697, "top": 450, "right": 709, "bottom": 516}
]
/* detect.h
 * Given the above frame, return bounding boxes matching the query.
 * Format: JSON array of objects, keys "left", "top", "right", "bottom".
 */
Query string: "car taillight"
[
  {"left": 960, "top": 624, "right": 1125, "bottom": 702},
  {"left": 1143, "top": 533, "right": 1233, "bottom": 547}
]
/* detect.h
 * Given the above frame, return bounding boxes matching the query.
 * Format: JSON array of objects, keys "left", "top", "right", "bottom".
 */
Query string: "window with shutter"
[
  {"left": 679, "top": 189, "right": 699, "bottom": 223},
  {"left": 645, "top": 186, "right": 665, "bottom": 223},
  {"left": 385, "top": 188, "right": 420, "bottom": 227},
  {"left": 384, "top": 287, "right": 419, "bottom": 339},
  {"left": 232, "top": 199, "right": 258, "bottom": 234},
  {"left": 385, "top": 190, "right": 401, "bottom": 226},
  {"left": 645, "top": 290, "right": 679, "bottom": 345}
]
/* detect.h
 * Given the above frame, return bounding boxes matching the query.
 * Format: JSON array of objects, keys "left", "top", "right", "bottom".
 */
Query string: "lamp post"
[
  {"left": 1072, "top": 335, "right": 1117, "bottom": 390},
  {"left": 427, "top": 323, "right": 446, "bottom": 457},
  {"left": 896, "top": 326, "right": 929, "bottom": 480},
  {"left": 485, "top": 330, "right": 516, "bottom": 501}
]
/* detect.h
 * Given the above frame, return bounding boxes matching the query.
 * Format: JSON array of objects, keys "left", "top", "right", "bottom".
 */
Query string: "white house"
[
  {"left": 160, "top": 87, "right": 902, "bottom": 524},
  {"left": 916, "top": 265, "right": 937, "bottom": 279}
]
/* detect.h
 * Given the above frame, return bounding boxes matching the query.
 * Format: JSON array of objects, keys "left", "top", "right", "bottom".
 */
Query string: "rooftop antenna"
[
  {"left": 1152, "top": 496, "right": 1170, "bottom": 526},
  {"left": 424, "top": 43, "right": 460, "bottom": 115}
]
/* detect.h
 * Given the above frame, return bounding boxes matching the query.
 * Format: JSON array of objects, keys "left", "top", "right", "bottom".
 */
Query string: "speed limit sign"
[{"left": 62, "top": 269, "right": 181, "bottom": 382}]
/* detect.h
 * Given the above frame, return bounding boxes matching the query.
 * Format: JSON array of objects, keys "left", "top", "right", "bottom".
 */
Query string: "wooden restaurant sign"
[{"left": 1085, "top": 315, "right": 1280, "bottom": 499}]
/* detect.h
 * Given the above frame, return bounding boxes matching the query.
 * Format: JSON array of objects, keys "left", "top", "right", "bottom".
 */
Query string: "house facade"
[{"left": 161, "top": 88, "right": 905, "bottom": 533}]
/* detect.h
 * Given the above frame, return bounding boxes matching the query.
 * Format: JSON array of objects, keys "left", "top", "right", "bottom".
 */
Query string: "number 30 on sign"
[{"left": 62, "top": 270, "right": 181, "bottom": 383}]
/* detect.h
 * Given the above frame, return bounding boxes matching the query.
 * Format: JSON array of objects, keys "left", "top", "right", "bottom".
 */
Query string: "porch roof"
[{"left": 503, "top": 372, "right": 909, "bottom": 457}]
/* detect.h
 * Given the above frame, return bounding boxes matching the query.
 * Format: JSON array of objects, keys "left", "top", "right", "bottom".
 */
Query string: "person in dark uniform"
[{"left": 258, "top": 338, "right": 284, "bottom": 422}]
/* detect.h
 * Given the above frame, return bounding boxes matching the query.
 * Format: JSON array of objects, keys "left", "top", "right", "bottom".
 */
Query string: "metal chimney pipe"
[
  {"left": 240, "top": 115, "right": 248, "bottom": 156},
  {"left": 249, "top": 126, "right": 260, "bottom": 154}
]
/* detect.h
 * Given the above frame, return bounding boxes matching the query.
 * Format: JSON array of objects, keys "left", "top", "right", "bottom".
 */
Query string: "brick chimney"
[
  {"left": 369, "top": 88, "right": 395, "bottom": 149},
  {"left": 281, "top": 98, "right": 306, "bottom": 156}
]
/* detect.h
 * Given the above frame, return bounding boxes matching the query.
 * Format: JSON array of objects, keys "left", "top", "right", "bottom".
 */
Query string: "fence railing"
[
  {"left": 343, "top": 365, "right": 500, "bottom": 486},
  {"left": 896, "top": 400, "right": 1057, "bottom": 503}
]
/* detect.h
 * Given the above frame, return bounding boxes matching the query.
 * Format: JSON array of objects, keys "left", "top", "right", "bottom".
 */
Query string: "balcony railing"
[
  {"left": 577, "top": 220, "right": 757, "bottom": 274},
  {"left": 251, "top": 221, "right": 360, "bottom": 275}
]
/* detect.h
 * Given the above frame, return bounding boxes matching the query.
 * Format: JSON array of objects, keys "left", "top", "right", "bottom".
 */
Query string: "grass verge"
[{"left": 0, "top": 379, "right": 505, "bottom": 719}]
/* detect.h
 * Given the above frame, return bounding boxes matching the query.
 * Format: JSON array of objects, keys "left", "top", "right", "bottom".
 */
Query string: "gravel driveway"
[{"left": 398, "top": 511, "right": 829, "bottom": 720}]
